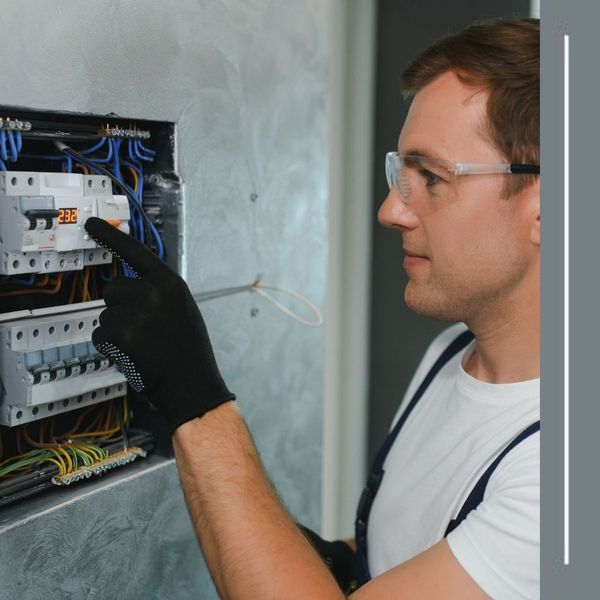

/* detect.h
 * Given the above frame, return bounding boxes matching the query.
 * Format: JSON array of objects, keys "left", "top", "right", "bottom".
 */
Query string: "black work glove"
[
  {"left": 84, "top": 217, "right": 235, "bottom": 434},
  {"left": 298, "top": 524, "right": 355, "bottom": 593}
]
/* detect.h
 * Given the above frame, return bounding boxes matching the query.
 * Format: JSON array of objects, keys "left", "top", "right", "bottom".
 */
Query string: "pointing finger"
[{"left": 84, "top": 217, "right": 164, "bottom": 279}]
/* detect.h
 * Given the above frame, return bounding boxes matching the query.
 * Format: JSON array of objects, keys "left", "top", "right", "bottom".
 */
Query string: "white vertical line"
[{"left": 564, "top": 32, "right": 570, "bottom": 567}]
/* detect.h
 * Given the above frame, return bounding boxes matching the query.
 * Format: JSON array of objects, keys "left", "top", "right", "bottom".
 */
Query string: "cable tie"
[{"left": 192, "top": 280, "right": 323, "bottom": 327}]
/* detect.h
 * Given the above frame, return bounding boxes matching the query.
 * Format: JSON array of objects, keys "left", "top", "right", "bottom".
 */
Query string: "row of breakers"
[
  {"left": 26, "top": 342, "right": 111, "bottom": 384},
  {"left": 0, "top": 302, "right": 127, "bottom": 427},
  {"left": 0, "top": 171, "right": 130, "bottom": 276}
]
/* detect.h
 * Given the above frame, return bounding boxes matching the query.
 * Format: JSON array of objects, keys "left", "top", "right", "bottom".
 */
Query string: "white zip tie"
[
  {"left": 251, "top": 281, "right": 323, "bottom": 328},
  {"left": 192, "top": 280, "right": 323, "bottom": 328}
]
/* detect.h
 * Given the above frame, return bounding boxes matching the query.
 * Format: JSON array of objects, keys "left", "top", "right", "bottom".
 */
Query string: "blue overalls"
[{"left": 351, "top": 330, "right": 540, "bottom": 590}]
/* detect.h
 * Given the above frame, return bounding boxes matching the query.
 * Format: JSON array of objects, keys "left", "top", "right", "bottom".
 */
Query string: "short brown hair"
[{"left": 402, "top": 18, "right": 539, "bottom": 197}]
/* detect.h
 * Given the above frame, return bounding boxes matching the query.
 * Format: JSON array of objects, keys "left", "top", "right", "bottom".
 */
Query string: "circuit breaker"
[
  {"left": 0, "top": 302, "right": 127, "bottom": 427},
  {"left": 0, "top": 171, "right": 130, "bottom": 275}
]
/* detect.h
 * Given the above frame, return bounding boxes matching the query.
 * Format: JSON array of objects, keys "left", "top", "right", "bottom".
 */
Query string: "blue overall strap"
[
  {"left": 444, "top": 420, "right": 540, "bottom": 537},
  {"left": 351, "top": 329, "right": 475, "bottom": 590},
  {"left": 371, "top": 329, "right": 475, "bottom": 476}
]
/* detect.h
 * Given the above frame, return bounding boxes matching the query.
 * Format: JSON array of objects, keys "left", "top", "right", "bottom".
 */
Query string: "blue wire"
[
  {"left": 122, "top": 263, "right": 134, "bottom": 278},
  {"left": 121, "top": 156, "right": 145, "bottom": 241},
  {"left": 0, "top": 158, "right": 6, "bottom": 171},
  {"left": 112, "top": 139, "right": 122, "bottom": 180},
  {"left": 19, "top": 154, "right": 64, "bottom": 161},
  {"left": 116, "top": 157, "right": 165, "bottom": 260},
  {"left": 0, "top": 131, "right": 7, "bottom": 162},
  {"left": 147, "top": 215, "right": 165, "bottom": 258},
  {"left": 2, "top": 273, "right": 35, "bottom": 286},
  {"left": 16, "top": 130, "right": 22, "bottom": 152},
  {"left": 99, "top": 266, "right": 113, "bottom": 282},
  {"left": 17, "top": 273, "right": 35, "bottom": 286},
  {"left": 125, "top": 143, "right": 144, "bottom": 191},
  {"left": 125, "top": 141, "right": 147, "bottom": 242},
  {"left": 7, "top": 131, "right": 18, "bottom": 162},
  {"left": 84, "top": 139, "right": 113, "bottom": 164},
  {"left": 123, "top": 145, "right": 164, "bottom": 259},
  {"left": 127, "top": 140, "right": 144, "bottom": 172},
  {"left": 79, "top": 137, "right": 106, "bottom": 155},
  {"left": 136, "top": 139, "right": 156, "bottom": 157},
  {"left": 133, "top": 139, "right": 154, "bottom": 162}
]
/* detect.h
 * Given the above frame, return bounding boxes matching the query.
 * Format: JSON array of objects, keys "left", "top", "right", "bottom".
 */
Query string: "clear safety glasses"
[{"left": 385, "top": 152, "right": 540, "bottom": 214}]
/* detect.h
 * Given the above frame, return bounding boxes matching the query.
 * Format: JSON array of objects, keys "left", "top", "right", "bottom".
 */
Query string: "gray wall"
[
  {"left": 368, "top": 0, "right": 531, "bottom": 463},
  {"left": 0, "top": 1, "right": 329, "bottom": 598}
]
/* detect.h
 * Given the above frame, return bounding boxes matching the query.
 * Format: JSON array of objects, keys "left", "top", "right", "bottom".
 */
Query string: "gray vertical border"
[
  {"left": 541, "top": 2, "right": 600, "bottom": 597},
  {"left": 540, "top": 4, "right": 567, "bottom": 597}
]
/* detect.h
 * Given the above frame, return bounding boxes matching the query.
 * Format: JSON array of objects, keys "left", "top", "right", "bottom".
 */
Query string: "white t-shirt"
[{"left": 367, "top": 323, "right": 540, "bottom": 600}]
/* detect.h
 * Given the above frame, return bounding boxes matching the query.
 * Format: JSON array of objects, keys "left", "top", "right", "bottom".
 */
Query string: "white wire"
[
  {"left": 251, "top": 282, "right": 323, "bottom": 328},
  {"left": 192, "top": 280, "right": 323, "bottom": 328}
]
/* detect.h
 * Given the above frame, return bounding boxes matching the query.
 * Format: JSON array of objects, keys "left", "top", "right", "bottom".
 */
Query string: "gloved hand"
[
  {"left": 84, "top": 216, "right": 235, "bottom": 434},
  {"left": 298, "top": 524, "right": 355, "bottom": 592}
]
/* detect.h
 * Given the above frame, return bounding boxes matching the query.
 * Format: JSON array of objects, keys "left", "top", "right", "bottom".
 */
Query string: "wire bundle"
[
  {"left": 0, "top": 272, "right": 64, "bottom": 296},
  {"left": 0, "top": 397, "right": 129, "bottom": 479},
  {"left": 0, "top": 129, "right": 23, "bottom": 170}
]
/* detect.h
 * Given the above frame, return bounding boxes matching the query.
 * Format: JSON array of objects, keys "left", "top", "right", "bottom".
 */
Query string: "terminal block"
[
  {"left": 0, "top": 171, "right": 130, "bottom": 276},
  {"left": 0, "top": 302, "right": 126, "bottom": 427}
]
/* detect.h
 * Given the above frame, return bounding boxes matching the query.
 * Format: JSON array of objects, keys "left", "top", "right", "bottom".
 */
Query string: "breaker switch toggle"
[{"left": 24, "top": 209, "right": 59, "bottom": 231}]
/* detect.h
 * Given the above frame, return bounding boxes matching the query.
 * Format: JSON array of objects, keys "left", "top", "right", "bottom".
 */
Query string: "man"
[{"left": 85, "top": 17, "right": 540, "bottom": 599}]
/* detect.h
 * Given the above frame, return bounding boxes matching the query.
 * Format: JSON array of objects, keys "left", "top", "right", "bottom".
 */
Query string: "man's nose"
[{"left": 377, "top": 188, "right": 420, "bottom": 230}]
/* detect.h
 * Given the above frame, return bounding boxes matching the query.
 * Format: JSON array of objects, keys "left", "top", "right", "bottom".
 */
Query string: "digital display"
[{"left": 58, "top": 208, "right": 78, "bottom": 224}]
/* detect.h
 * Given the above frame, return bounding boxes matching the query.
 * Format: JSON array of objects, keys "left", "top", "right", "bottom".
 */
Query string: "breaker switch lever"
[{"left": 24, "top": 209, "right": 59, "bottom": 231}]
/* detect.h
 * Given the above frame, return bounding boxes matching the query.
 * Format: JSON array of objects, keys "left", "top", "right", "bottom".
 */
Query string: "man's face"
[{"left": 378, "top": 71, "right": 539, "bottom": 324}]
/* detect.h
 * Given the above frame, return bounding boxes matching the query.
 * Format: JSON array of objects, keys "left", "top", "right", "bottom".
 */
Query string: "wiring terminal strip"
[
  {"left": 0, "top": 117, "right": 32, "bottom": 132},
  {"left": 98, "top": 124, "right": 150, "bottom": 139},
  {"left": 51, "top": 446, "right": 147, "bottom": 486}
]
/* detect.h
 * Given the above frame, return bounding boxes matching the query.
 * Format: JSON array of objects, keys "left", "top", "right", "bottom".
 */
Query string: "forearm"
[{"left": 172, "top": 401, "right": 344, "bottom": 600}]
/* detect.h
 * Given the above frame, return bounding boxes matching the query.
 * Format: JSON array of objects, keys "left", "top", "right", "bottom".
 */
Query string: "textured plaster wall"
[{"left": 0, "top": 1, "right": 329, "bottom": 597}]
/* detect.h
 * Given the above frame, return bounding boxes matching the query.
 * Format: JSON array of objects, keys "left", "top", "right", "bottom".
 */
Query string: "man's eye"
[{"left": 419, "top": 168, "right": 443, "bottom": 186}]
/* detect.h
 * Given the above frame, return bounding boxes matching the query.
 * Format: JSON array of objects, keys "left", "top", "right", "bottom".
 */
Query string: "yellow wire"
[
  {"left": 81, "top": 267, "right": 91, "bottom": 302},
  {"left": 45, "top": 458, "right": 65, "bottom": 476},
  {"left": 127, "top": 167, "right": 139, "bottom": 192},
  {"left": 72, "top": 446, "right": 94, "bottom": 465},
  {"left": 47, "top": 448, "right": 66, "bottom": 476},
  {"left": 78, "top": 444, "right": 103, "bottom": 461},
  {"left": 0, "top": 449, "right": 40, "bottom": 468},
  {"left": 1, "top": 397, "right": 129, "bottom": 475},
  {"left": 55, "top": 446, "right": 73, "bottom": 473},
  {"left": 69, "top": 424, "right": 121, "bottom": 439}
]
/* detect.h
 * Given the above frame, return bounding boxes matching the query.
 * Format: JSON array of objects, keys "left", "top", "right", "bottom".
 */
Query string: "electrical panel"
[{"left": 0, "top": 106, "right": 180, "bottom": 508}]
